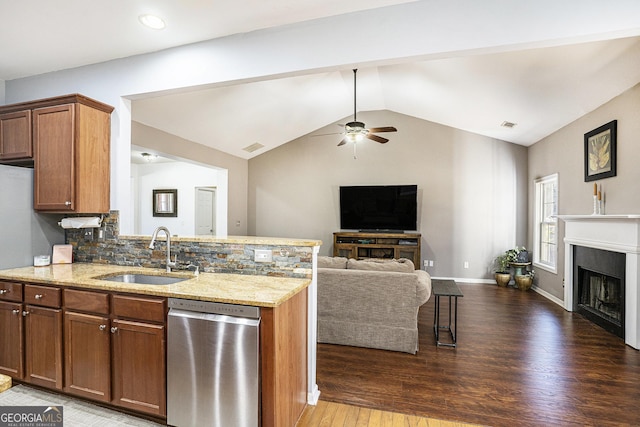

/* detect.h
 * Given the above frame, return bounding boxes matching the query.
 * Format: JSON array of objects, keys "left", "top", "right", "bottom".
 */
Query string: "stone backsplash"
[{"left": 65, "top": 211, "right": 317, "bottom": 279}]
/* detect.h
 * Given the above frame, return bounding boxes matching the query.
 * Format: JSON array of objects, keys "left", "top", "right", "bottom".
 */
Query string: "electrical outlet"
[
  {"left": 254, "top": 249, "right": 272, "bottom": 262},
  {"left": 429, "top": 260, "right": 434, "bottom": 267},
  {"left": 423, "top": 260, "right": 428, "bottom": 267},
  {"left": 83, "top": 229, "right": 93, "bottom": 240},
  {"left": 464, "top": 261, "right": 469, "bottom": 269}
]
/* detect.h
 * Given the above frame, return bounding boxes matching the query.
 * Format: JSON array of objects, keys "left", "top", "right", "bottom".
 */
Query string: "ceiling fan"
[{"left": 336, "top": 69, "right": 397, "bottom": 147}]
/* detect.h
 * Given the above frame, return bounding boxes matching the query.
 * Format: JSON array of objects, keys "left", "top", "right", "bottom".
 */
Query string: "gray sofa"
[{"left": 317, "top": 256, "right": 432, "bottom": 354}]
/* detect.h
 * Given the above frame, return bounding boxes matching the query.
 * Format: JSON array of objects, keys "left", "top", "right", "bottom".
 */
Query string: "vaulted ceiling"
[{"left": 3, "top": 1, "right": 640, "bottom": 159}]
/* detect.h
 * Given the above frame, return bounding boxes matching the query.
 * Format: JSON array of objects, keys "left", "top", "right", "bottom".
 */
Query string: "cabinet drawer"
[
  {"left": 24, "top": 285, "right": 61, "bottom": 308},
  {"left": 64, "top": 289, "right": 109, "bottom": 314},
  {"left": 0, "top": 281, "right": 23, "bottom": 302},
  {"left": 112, "top": 295, "right": 166, "bottom": 323}
]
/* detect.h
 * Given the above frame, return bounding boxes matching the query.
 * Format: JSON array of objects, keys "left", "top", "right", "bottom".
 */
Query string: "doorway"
[{"left": 195, "top": 187, "right": 216, "bottom": 235}]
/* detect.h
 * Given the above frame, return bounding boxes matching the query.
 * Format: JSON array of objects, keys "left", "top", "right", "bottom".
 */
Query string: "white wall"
[
  {"left": 528, "top": 83, "right": 640, "bottom": 300},
  {"left": 131, "top": 121, "right": 243, "bottom": 236},
  {"left": 132, "top": 161, "right": 227, "bottom": 237},
  {"left": 5, "top": 1, "right": 640, "bottom": 240},
  {"left": 0, "top": 165, "right": 64, "bottom": 268},
  {"left": 248, "top": 110, "right": 528, "bottom": 280}
]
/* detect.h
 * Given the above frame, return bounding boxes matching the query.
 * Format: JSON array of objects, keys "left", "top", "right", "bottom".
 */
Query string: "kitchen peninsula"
[{"left": 0, "top": 231, "right": 320, "bottom": 426}]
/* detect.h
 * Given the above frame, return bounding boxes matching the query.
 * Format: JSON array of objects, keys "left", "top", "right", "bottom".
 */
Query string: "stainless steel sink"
[{"left": 97, "top": 273, "right": 188, "bottom": 285}]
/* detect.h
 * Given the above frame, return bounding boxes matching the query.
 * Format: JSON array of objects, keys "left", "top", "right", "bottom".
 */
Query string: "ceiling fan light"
[
  {"left": 346, "top": 132, "right": 365, "bottom": 143},
  {"left": 345, "top": 121, "right": 365, "bottom": 132}
]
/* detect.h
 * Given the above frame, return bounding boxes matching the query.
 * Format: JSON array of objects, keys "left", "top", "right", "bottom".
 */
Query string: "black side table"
[{"left": 432, "top": 279, "right": 463, "bottom": 347}]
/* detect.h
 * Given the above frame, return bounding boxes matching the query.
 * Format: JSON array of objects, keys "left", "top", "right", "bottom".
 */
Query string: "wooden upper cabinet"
[
  {"left": 0, "top": 94, "right": 114, "bottom": 213},
  {"left": 33, "top": 98, "right": 113, "bottom": 213},
  {"left": 0, "top": 110, "right": 32, "bottom": 163}
]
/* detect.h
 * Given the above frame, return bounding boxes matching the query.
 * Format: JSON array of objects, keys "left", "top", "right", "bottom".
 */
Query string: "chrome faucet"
[{"left": 149, "top": 226, "right": 177, "bottom": 272}]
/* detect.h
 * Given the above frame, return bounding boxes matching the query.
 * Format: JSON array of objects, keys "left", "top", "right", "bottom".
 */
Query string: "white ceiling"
[{"left": 3, "top": 1, "right": 640, "bottom": 160}]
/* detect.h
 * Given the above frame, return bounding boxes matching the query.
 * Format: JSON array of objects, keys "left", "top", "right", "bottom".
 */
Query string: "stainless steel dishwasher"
[{"left": 167, "top": 298, "right": 260, "bottom": 427}]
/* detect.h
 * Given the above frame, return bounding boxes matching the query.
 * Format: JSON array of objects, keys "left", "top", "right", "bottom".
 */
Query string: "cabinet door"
[
  {"left": 33, "top": 104, "right": 75, "bottom": 211},
  {"left": 24, "top": 305, "right": 63, "bottom": 389},
  {"left": 0, "top": 110, "right": 32, "bottom": 161},
  {"left": 64, "top": 311, "right": 111, "bottom": 402},
  {"left": 111, "top": 319, "right": 166, "bottom": 416},
  {"left": 0, "top": 301, "right": 24, "bottom": 379}
]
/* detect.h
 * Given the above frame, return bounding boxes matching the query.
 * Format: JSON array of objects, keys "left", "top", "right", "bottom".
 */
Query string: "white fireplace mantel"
[{"left": 559, "top": 214, "right": 640, "bottom": 349}]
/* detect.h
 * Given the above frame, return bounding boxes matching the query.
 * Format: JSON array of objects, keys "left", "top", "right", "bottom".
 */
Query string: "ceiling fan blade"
[
  {"left": 312, "top": 132, "right": 342, "bottom": 137},
  {"left": 368, "top": 126, "right": 397, "bottom": 133},
  {"left": 366, "top": 133, "right": 389, "bottom": 144},
  {"left": 337, "top": 137, "right": 349, "bottom": 146}
]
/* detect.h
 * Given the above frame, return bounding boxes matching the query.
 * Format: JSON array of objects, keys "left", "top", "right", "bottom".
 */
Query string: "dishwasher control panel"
[{"left": 168, "top": 298, "right": 260, "bottom": 319}]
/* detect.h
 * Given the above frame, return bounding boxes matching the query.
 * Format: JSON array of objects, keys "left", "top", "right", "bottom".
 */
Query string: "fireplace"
[
  {"left": 559, "top": 214, "right": 640, "bottom": 349},
  {"left": 574, "top": 245, "right": 625, "bottom": 338}
]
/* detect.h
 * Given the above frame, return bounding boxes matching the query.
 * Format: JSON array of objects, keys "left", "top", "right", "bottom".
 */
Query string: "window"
[{"left": 533, "top": 174, "right": 558, "bottom": 273}]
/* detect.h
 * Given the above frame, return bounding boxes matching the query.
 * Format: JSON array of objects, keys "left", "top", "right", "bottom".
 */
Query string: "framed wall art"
[
  {"left": 153, "top": 189, "right": 178, "bottom": 217},
  {"left": 584, "top": 120, "right": 616, "bottom": 182}
]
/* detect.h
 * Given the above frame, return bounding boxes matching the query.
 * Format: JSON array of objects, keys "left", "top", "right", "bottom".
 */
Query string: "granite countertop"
[{"left": 0, "top": 263, "right": 310, "bottom": 307}]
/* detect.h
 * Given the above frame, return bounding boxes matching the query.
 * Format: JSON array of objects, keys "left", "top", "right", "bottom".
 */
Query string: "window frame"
[{"left": 533, "top": 173, "right": 558, "bottom": 274}]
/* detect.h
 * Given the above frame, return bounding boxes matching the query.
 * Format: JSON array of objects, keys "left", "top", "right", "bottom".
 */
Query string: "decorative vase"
[
  {"left": 515, "top": 275, "right": 533, "bottom": 291},
  {"left": 495, "top": 272, "right": 511, "bottom": 287}
]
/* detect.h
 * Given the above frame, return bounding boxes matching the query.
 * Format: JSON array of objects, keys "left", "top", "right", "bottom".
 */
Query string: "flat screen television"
[{"left": 339, "top": 185, "right": 418, "bottom": 232}]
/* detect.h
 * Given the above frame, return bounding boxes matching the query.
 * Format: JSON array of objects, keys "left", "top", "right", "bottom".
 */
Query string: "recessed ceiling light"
[
  {"left": 501, "top": 121, "right": 517, "bottom": 128},
  {"left": 138, "top": 14, "right": 166, "bottom": 30},
  {"left": 141, "top": 152, "right": 158, "bottom": 161}
]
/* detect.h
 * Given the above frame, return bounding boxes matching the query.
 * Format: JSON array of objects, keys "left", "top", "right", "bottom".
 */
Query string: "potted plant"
[
  {"left": 515, "top": 269, "right": 535, "bottom": 291},
  {"left": 493, "top": 253, "right": 511, "bottom": 287},
  {"left": 505, "top": 246, "right": 528, "bottom": 264}
]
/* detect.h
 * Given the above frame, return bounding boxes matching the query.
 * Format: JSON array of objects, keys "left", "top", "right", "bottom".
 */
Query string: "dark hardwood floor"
[{"left": 316, "top": 284, "right": 640, "bottom": 427}]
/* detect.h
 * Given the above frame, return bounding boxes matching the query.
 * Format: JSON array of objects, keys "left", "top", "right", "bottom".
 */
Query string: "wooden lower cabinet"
[
  {"left": 0, "top": 284, "right": 63, "bottom": 390},
  {"left": 63, "top": 290, "right": 167, "bottom": 417},
  {"left": 111, "top": 319, "right": 166, "bottom": 416},
  {"left": 261, "top": 288, "right": 308, "bottom": 427},
  {"left": 24, "top": 306, "right": 63, "bottom": 389},
  {"left": 64, "top": 311, "right": 111, "bottom": 402},
  {"left": 0, "top": 301, "right": 24, "bottom": 378}
]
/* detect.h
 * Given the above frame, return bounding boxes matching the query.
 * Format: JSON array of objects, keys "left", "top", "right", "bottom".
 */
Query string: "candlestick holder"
[{"left": 592, "top": 195, "right": 599, "bottom": 215}]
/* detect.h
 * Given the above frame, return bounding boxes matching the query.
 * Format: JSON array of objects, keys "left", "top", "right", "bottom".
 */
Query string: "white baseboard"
[
  {"left": 431, "top": 277, "right": 566, "bottom": 308},
  {"left": 308, "top": 385, "right": 320, "bottom": 405},
  {"left": 430, "top": 276, "right": 495, "bottom": 284},
  {"left": 531, "top": 285, "right": 565, "bottom": 308}
]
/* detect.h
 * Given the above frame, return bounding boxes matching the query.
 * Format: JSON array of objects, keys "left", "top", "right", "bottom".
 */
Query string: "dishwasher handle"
[
  {"left": 168, "top": 308, "right": 260, "bottom": 327},
  {"left": 168, "top": 298, "right": 260, "bottom": 319}
]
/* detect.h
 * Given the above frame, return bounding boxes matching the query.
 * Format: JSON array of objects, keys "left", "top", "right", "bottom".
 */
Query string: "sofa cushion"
[
  {"left": 317, "top": 255, "right": 348, "bottom": 269},
  {"left": 347, "top": 257, "right": 415, "bottom": 273}
]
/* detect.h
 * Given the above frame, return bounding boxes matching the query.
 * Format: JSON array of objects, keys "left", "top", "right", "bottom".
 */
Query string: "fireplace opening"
[{"left": 573, "top": 246, "right": 625, "bottom": 339}]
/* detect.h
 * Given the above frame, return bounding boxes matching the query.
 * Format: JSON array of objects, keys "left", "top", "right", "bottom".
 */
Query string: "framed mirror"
[{"left": 153, "top": 189, "right": 177, "bottom": 217}]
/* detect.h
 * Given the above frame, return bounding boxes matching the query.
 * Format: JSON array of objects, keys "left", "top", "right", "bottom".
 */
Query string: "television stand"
[{"left": 333, "top": 231, "right": 421, "bottom": 269}]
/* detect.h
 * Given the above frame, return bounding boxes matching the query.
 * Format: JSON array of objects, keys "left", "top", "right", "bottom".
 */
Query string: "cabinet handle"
[
  {"left": 99, "top": 324, "right": 107, "bottom": 331},
  {"left": 12, "top": 309, "right": 20, "bottom": 315},
  {"left": 34, "top": 294, "right": 43, "bottom": 300},
  {"left": 0, "top": 289, "right": 7, "bottom": 295},
  {"left": 22, "top": 311, "right": 29, "bottom": 317},
  {"left": 110, "top": 326, "right": 118, "bottom": 334},
  {"left": 65, "top": 201, "right": 72, "bottom": 206}
]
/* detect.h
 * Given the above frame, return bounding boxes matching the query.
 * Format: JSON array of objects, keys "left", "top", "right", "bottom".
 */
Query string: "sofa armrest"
[{"left": 415, "top": 269, "right": 432, "bottom": 306}]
